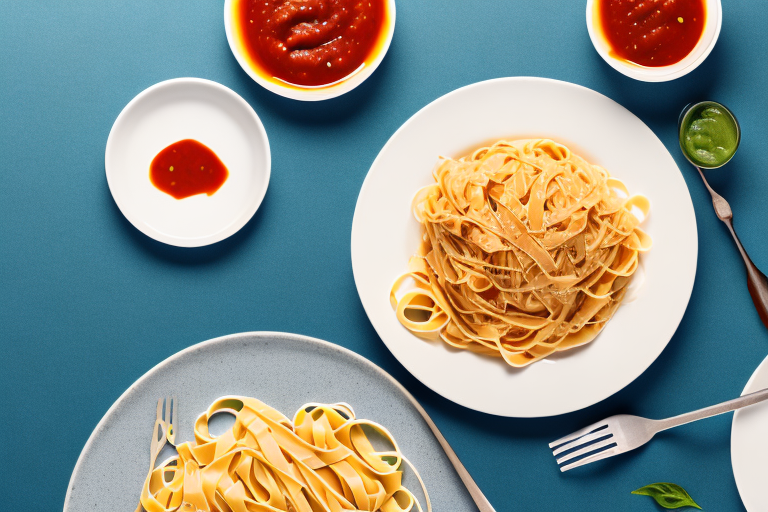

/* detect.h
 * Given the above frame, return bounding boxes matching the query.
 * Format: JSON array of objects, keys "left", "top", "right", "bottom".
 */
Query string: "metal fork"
[
  {"left": 550, "top": 387, "right": 768, "bottom": 472},
  {"left": 400, "top": 393, "right": 496, "bottom": 511},
  {"left": 134, "top": 397, "right": 176, "bottom": 512}
]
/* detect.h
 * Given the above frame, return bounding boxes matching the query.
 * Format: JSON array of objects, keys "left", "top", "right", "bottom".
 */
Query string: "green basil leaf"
[{"left": 632, "top": 482, "right": 702, "bottom": 509}]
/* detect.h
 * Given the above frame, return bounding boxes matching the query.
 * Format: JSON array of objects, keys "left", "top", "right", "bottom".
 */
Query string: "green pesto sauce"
[{"left": 680, "top": 103, "right": 739, "bottom": 168}]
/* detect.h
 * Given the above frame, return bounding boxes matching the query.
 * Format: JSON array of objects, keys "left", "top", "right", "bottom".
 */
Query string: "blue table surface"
[{"left": 2, "top": 1, "right": 767, "bottom": 510}]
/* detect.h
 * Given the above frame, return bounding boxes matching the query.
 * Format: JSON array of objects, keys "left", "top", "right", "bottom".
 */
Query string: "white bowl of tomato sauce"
[
  {"left": 225, "top": 0, "right": 396, "bottom": 101},
  {"left": 586, "top": 0, "right": 721, "bottom": 82}
]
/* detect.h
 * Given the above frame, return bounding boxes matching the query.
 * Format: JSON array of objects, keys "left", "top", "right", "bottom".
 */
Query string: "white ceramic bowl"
[
  {"left": 105, "top": 78, "right": 271, "bottom": 247},
  {"left": 224, "top": 0, "right": 396, "bottom": 101},
  {"left": 586, "top": 0, "right": 722, "bottom": 82}
]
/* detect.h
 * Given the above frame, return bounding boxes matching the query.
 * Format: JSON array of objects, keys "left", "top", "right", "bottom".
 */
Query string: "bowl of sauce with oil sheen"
[
  {"left": 586, "top": 0, "right": 722, "bottom": 82},
  {"left": 225, "top": 0, "right": 396, "bottom": 101}
]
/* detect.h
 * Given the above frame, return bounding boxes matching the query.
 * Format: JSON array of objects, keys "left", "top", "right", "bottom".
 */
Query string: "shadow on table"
[
  {"left": 593, "top": 38, "right": 732, "bottom": 128},
  {"left": 105, "top": 181, "right": 271, "bottom": 266},
  {"left": 351, "top": 274, "right": 732, "bottom": 475},
  {"left": 572, "top": 37, "right": 747, "bottom": 212},
  {"left": 223, "top": 33, "right": 396, "bottom": 127}
]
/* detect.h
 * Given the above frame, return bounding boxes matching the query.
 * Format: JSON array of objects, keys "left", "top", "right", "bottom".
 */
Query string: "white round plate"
[
  {"left": 351, "top": 77, "right": 698, "bottom": 418},
  {"left": 106, "top": 78, "right": 271, "bottom": 247},
  {"left": 64, "top": 332, "right": 475, "bottom": 511},
  {"left": 732, "top": 355, "right": 768, "bottom": 511}
]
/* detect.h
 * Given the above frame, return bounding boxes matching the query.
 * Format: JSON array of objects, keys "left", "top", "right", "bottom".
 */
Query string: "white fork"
[
  {"left": 550, "top": 387, "right": 768, "bottom": 472},
  {"left": 134, "top": 397, "right": 177, "bottom": 512}
]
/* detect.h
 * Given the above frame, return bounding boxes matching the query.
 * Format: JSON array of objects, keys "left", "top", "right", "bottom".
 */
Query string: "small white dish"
[
  {"left": 223, "top": 0, "right": 396, "bottom": 101},
  {"left": 586, "top": 0, "right": 722, "bottom": 82},
  {"left": 351, "top": 77, "right": 698, "bottom": 417},
  {"left": 732, "top": 355, "right": 768, "bottom": 511},
  {"left": 105, "top": 78, "right": 270, "bottom": 247}
]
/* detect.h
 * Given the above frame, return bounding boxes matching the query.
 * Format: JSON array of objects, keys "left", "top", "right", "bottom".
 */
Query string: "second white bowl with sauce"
[
  {"left": 224, "top": 0, "right": 396, "bottom": 101},
  {"left": 586, "top": 0, "right": 722, "bottom": 82}
]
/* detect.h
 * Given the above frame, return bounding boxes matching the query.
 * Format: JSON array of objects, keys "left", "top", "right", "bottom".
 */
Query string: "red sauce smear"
[
  {"left": 597, "top": 0, "right": 706, "bottom": 67},
  {"left": 235, "top": 0, "right": 388, "bottom": 87},
  {"left": 149, "top": 139, "right": 229, "bottom": 200}
]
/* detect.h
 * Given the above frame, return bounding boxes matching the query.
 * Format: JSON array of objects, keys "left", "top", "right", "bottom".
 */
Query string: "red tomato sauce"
[
  {"left": 149, "top": 140, "right": 229, "bottom": 200},
  {"left": 597, "top": 0, "right": 706, "bottom": 67},
  {"left": 234, "top": 0, "right": 389, "bottom": 87}
]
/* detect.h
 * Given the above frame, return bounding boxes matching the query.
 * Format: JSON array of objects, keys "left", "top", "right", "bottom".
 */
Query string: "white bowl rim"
[
  {"left": 585, "top": 0, "right": 722, "bottom": 82},
  {"left": 224, "top": 0, "right": 396, "bottom": 101},
  {"left": 104, "top": 77, "right": 271, "bottom": 247}
]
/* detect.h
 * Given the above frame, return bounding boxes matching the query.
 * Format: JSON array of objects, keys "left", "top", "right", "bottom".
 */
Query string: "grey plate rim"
[{"left": 63, "top": 331, "right": 435, "bottom": 511}]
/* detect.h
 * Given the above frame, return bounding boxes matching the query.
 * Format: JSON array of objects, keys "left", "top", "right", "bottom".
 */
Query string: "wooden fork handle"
[
  {"left": 697, "top": 166, "right": 768, "bottom": 330},
  {"left": 723, "top": 217, "right": 768, "bottom": 329},
  {"left": 654, "top": 387, "right": 768, "bottom": 433}
]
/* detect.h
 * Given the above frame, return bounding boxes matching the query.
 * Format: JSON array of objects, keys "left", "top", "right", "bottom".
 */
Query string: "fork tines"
[
  {"left": 165, "top": 396, "right": 177, "bottom": 445},
  {"left": 549, "top": 422, "right": 618, "bottom": 472}
]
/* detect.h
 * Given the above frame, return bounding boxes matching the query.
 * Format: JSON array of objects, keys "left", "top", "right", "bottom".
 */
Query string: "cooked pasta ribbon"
[
  {"left": 138, "top": 397, "right": 429, "bottom": 512},
  {"left": 391, "top": 139, "right": 652, "bottom": 367}
]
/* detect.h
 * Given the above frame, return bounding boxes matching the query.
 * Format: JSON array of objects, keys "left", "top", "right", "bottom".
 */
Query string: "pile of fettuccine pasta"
[
  {"left": 138, "top": 396, "right": 426, "bottom": 512},
  {"left": 391, "top": 139, "right": 652, "bottom": 367}
]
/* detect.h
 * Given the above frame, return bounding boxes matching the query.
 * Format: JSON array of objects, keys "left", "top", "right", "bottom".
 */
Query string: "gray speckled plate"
[{"left": 64, "top": 332, "right": 475, "bottom": 511}]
